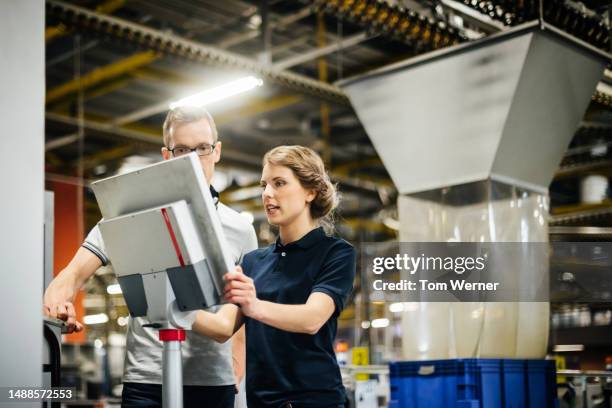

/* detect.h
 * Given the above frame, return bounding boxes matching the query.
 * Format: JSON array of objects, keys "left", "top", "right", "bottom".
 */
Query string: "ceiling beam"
[
  {"left": 46, "top": 1, "right": 348, "bottom": 104},
  {"left": 333, "top": 157, "right": 385, "bottom": 176},
  {"left": 45, "top": 1, "right": 373, "bottom": 133},
  {"left": 50, "top": 76, "right": 133, "bottom": 112},
  {"left": 46, "top": 111, "right": 161, "bottom": 145},
  {"left": 77, "top": 145, "right": 136, "bottom": 170},
  {"left": 49, "top": 4, "right": 313, "bottom": 95},
  {"left": 45, "top": 0, "right": 125, "bottom": 43},
  {"left": 555, "top": 160, "right": 612, "bottom": 179},
  {"left": 46, "top": 111, "right": 391, "bottom": 195},
  {"left": 105, "top": 29, "right": 373, "bottom": 126},
  {"left": 217, "top": 5, "right": 313, "bottom": 49},
  {"left": 113, "top": 92, "right": 304, "bottom": 128},
  {"left": 216, "top": 94, "right": 303, "bottom": 125},
  {"left": 46, "top": 51, "right": 159, "bottom": 104},
  {"left": 46, "top": 133, "right": 80, "bottom": 151},
  {"left": 438, "top": 0, "right": 504, "bottom": 34},
  {"left": 45, "top": 111, "right": 263, "bottom": 170},
  {"left": 274, "top": 32, "right": 373, "bottom": 70},
  {"left": 102, "top": 27, "right": 376, "bottom": 125}
]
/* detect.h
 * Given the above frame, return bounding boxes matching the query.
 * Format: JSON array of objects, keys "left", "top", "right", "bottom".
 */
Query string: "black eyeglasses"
[{"left": 168, "top": 143, "right": 216, "bottom": 157}]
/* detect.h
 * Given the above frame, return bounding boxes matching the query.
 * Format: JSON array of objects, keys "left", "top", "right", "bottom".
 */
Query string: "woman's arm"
[
  {"left": 224, "top": 269, "right": 335, "bottom": 335},
  {"left": 192, "top": 303, "right": 243, "bottom": 343}
]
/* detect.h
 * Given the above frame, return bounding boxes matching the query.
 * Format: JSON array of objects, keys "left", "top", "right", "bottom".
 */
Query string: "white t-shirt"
[{"left": 83, "top": 202, "right": 257, "bottom": 385}]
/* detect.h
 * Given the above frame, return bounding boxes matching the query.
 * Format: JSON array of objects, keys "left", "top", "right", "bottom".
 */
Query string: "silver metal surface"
[
  {"left": 340, "top": 23, "right": 609, "bottom": 194},
  {"left": 549, "top": 226, "right": 612, "bottom": 236},
  {"left": 341, "top": 364, "right": 390, "bottom": 374},
  {"left": 557, "top": 369, "right": 612, "bottom": 378},
  {"left": 46, "top": 0, "right": 348, "bottom": 105},
  {"left": 0, "top": 0, "right": 44, "bottom": 389},
  {"left": 100, "top": 201, "right": 203, "bottom": 277},
  {"left": 44, "top": 191, "right": 54, "bottom": 291},
  {"left": 162, "top": 340, "right": 183, "bottom": 408},
  {"left": 550, "top": 207, "right": 612, "bottom": 225},
  {"left": 541, "top": 21, "right": 612, "bottom": 61}
]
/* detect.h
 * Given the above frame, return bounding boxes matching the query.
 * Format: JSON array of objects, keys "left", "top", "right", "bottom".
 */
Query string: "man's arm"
[
  {"left": 231, "top": 326, "right": 246, "bottom": 389},
  {"left": 192, "top": 303, "right": 243, "bottom": 343},
  {"left": 43, "top": 247, "right": 102, "bottom": 331}
]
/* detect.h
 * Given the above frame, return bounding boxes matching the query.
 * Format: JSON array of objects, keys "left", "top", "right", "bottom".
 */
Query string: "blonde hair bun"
[{"left": 263, "top": 145, "right": 339, "bottom": 233}]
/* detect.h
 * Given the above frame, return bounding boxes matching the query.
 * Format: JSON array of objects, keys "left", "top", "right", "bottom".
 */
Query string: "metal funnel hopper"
[
  {"left": 340, "top": 23, "right": 610, "bottom": 360},
  {"left": 340, "top": 22, "right": 610, "bottom": 195}
]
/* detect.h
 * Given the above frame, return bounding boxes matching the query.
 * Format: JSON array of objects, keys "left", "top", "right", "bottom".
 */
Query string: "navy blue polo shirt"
[{"left": 242, "top": 227, "right": 356, "bottom": 408}]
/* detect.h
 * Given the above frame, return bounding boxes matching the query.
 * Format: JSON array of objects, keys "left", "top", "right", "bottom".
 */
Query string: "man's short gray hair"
[{"left": 162, "top": 106, "right": 218, "bottom": 148}]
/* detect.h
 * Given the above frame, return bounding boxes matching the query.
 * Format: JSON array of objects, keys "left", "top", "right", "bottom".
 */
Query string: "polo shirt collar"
[
  {"left": 274, "top": 227, "right": 325, "bottom": 252},
  {"left": 210, "top": 185, "right": 219, "bottom": 209}
]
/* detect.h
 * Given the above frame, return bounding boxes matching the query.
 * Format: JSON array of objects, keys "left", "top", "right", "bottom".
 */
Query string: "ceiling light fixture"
[
  {"left": 83, "top": 313, "right": 109, "bottom": 325},
  {"left": 107, "top": 284, "right": 122, "bottom": 295},
  {"left": 169, "top": 76, "right": 263, "bottom": 109},
  {"left": 371, "top": 318, "right": 390, "bottom": 328},
  {"left": 553, "top": 344, "right": 585, "bottom": 352}
]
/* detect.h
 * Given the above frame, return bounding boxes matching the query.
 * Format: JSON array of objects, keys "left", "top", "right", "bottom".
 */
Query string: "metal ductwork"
[{"left": 341, "top": 22, "right": 609, "bottom": 195}]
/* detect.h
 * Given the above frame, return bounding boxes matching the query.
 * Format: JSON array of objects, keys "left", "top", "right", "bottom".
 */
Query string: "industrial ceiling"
[{"left": 44, "top": 0, "right": 612, "bottom": 242}]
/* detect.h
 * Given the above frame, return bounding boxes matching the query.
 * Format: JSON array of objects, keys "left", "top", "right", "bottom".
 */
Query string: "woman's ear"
[{"left": 306, "top": 189, "right": 317, "bottom": 204}]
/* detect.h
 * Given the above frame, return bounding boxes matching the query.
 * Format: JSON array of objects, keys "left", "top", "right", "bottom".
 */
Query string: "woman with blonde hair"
[{"left": 195, "top": 145, "right": 356, "bottom": 408}]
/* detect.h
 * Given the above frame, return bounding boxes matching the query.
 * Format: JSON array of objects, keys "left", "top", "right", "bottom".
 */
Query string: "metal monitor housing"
[{"left": 91, "top": 153, "right": 234, "bottom": 328}]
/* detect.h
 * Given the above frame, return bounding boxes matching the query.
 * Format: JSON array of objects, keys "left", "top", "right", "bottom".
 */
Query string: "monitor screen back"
[{"left": 91, "top": 153, "right": 234, "bottom": 300}]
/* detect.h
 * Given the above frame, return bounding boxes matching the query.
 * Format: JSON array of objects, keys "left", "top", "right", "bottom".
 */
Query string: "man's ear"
[
  {"left": 161, "top": 147, "right": 171, "bottom": 161},
  {"left": 214, "top": 141, "right": 222, "bottom": 164}
]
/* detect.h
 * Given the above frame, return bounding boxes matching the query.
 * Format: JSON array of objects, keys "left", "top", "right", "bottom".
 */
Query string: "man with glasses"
[{"left": 44, "top": 106, "right": 258, "bottom": 407}]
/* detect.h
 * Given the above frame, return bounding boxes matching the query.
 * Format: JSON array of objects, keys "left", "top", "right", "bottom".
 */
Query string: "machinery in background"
[
  {"left": 341, "top": 20, "right": 609, "bottom": 361},
  {"left": 340, "top": 19, "right": 610, "bottom": 408}
]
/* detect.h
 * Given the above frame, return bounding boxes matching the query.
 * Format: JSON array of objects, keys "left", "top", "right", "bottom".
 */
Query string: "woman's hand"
[{"left": 224, "top": 266, "right": 263, "bottom": 320}]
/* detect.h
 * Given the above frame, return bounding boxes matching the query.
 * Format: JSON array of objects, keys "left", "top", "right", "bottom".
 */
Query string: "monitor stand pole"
[{"left": 159, "top": 329, "right": 185, "bottom": 408}]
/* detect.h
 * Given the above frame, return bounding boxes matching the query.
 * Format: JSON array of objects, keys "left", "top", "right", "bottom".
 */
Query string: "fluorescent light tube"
[
  {"left": 371, "top": 318, "right": 390, "bottom": 328},
  {"left": 84, "top": 313, "right": 109, "bottom": 325},
  {"left": 553, "top": 344, "right": 585, "bottom": 352},
  {"left": 169, "top": 76, "right": 263, "bottom": 109},
  {"left": 107, "top": 284, "right": 122, "bottom": 295}
]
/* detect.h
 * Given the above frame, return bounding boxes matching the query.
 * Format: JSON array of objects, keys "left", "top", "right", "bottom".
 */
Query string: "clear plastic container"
[{"left": 397, "top": 180, "right": 549, "bottom": 359}]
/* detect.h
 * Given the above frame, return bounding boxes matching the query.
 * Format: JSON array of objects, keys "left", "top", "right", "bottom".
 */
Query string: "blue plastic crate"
[
  {"left": 389, "top": 359, "right": 557, "bottom": 408},
  {"left": 526, "top": 360, "right": 558, "bottom": 408}
]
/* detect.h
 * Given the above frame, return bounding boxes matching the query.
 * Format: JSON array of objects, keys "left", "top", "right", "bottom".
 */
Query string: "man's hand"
[
  {"left": 43, "top": 301, "right": 83, "bottom": 333},
  {"left": 224, "top": 266, "right": 263, "bottom": 320},
  {"left": 43, "top": 247, "right": 102, "bottom": 333},
  {"left": 44, "top": 274, "right": 83, "bottom": 332}
]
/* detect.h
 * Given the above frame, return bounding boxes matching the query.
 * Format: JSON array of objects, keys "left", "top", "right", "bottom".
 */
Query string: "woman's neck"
[{"left": 279, "top": 213, "right": 318, "bottom": 245}]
